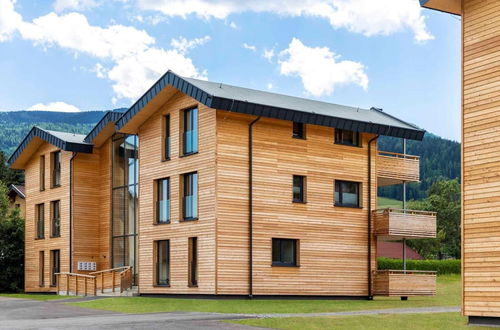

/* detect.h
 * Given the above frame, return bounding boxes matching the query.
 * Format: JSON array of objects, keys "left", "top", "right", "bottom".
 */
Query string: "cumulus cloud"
[
  {"left": 53, "top": 0, "right": 100, "bottom": 12},
  {"left": 278, "top": 38, "right": 368, "bottom": 97},
  {"left": 137, "top": 0, "right": 432, "bottom": 42},
  {"left": 0, "top": 0, "right": 209, "bottom": 102},
  {"left": 242, "top": 43, "right": 256, "bottom": 52},
  {"left": 28, "top": 101, "right": 81, "bottom": 112},
  {"left": 262, "top": 48, "right": 275, "bottom": 62}
]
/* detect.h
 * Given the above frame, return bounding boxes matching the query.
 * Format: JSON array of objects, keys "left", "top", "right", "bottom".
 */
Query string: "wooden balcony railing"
[
  {"left": 373, "top": 270, "right": 437, "bottom": 296},
  {"left": 90, "top": 266, "right": 133, "bottom": 294},
  {"left": 373, "top": 208, "right": 437, "bottom": 240},
  {"left": 55, "top": 272, "right": 97, "bottom": 296},
  {"left": 377, "top": 151, "right": 420, "bottom": 186}
]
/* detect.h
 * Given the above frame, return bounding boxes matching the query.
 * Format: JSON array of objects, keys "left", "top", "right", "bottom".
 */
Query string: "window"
[
  {"left": 182, "top": 172, "right": 198, "bottom": 220},
  {"left": 40, "top": 155, "right": 45, "bottom": 191},
  {"left": 156, "top": 178, "right": 170, "bottom": 224},
  {"left": 272, "top": 238, "right": 298, "bottom": 267},
  {"left": 292, "top": 122, "right": 305, "bottom": 139},
  {"left": 156, "top": 240, "right": 170, "bottom": 286},
  {"left": 39, "top": 251, "right": 45, "bottom": 287},
  {"left": 183, "top": 108, "right": 198, "bottom": 155},
  {"left": 36, "top": 203, "right": 44, "bottom": 239},
  {"left": 50, "top": 249, "right": 60, "bottom": 286},
  {"left": 188, "top": 237, "right": 198, "bottom": 287},
  {"left": 163, "top": 114, "right": 171, "bottom": 160},
  {"left": 335, "top": 129, "right": 359, "bottom": 147},
  {"left": 15, "top": 203, "right": 20, "bottom": 209},
  {"left": 51, "top": 151, "right": 61, "bottom": 187},
  {"left": 51, "top": 200, "right": 60, "bottom": 237},
  {"left": 335, "top": 180, "right": 360, "bottom": 208},
  {"left": 292, "top": 175, "right": 306, "bottom": 203}
]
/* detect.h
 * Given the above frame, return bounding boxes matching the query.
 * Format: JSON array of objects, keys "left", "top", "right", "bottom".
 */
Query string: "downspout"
[
  {"left": 367, "top": 135, "right": 379, "bottom": 300},
  {"left": 69, "top": 152, "right": 77, "bottom": 273},
  {"left": 248, "top": 116, "right": 261, "bottom": 299}
]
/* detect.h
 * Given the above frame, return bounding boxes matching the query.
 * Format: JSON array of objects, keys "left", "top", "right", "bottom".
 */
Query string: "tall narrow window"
[
  {"left": 188, "top": 237, "right": 198, "bottom": 287},
  {"left": 272, "top": 238, "right": 298, "bottom": 267},
  {"left": 183, "top": 108, "right": 198, "bottom": 155},
  {"left": 163, "top": 114, "right": 171, "bottom": 160},
  {"left": 36, "top": 203, "right": 44, "bottom": 239},
  {"left": 292, "top": 122, "right": 305, "bottom": 139},
  {"left": 292, "top": 175, "right": 306, "bottom": 203},
  {"left": 156, "top": 178, "right": 170, "bottom": 224},
  {"left": 39, "top": 251, "right": 45, "bottom": 287},
  {"left": 335, "top": 180, "right": 360, "bottom": 208},
  {"left": 50, "top": 249, "right": 60, "bottom": 286},
  {"left": 183, "top": 172, "right": 198, "bottom": 220},
  {"left": 156, "top": 240, "right": 170, "bottom": 286},
  {"left": 51, "top": 200, "right": 60, "bottom": 237},
  {"left": 335, "top": 129, "right": 360, "bottom": 147},
  {"left": 51, "top": 151, "right": 61, "bottom": 187},
  {"left": 40, "top": 155, "right": 45, "bottom": 191}
]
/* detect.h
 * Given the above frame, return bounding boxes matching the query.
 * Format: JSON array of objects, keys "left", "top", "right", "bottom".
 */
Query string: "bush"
[{"left": 377, "top": 257, "right": 460, "bottom": 275}]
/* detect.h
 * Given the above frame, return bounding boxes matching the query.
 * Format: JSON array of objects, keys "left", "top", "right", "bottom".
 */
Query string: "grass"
[
  {"left": 0, "top": 293, "right": 78, "bottom": 301},
  {"left": 228, "top": 313, "right": 494, "bottom": 330},
  {"left": 377, "top": 197, "right": 403, "bottom": 209},
  {"left": 68, "top": 274, "right": 460, "bottom": 314}
]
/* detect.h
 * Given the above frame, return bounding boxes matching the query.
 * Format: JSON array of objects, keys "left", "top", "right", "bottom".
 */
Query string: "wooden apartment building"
[
  {"left": 420, "top": 0, "right": 500, "bottom": 325},
  {"left": 9, "top": 71, "right": 436, "bottom": 298}
]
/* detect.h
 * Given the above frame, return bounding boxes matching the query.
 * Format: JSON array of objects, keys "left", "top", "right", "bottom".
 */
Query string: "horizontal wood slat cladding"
[
  {"left": 215, "top": 111, "right": 377, "bottom": 296},
  {"left": 24, "top": 143, "right": 70, "bottom": 292},
  {"left": 372, "top": 271, "right": 436, "bottom": 296},
  {"left": 376, "top": 152, "right": 419, "bottom": 186},
  {"left": 138, "top": 92, "right": 217, "bottom": 295},
  {"left": 373, "top": 209, "right": 437, "bottom": 240},
  {"left": 463, "top": 0, "right": 500, "bottom": 318}
]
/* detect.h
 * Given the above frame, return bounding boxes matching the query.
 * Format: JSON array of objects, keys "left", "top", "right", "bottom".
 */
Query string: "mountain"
[{"left": 0, "top": 110, "right": 460, "bottom": 200}]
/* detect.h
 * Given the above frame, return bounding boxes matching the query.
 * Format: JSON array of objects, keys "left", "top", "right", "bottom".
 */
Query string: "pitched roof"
[
  {"left": 377, "top": 241, "right": 423, "bottom": 260},
  {"left": 8, "top": 184, "right": 25, "bottom": 199},
  {"left": 117, "top": 70, "right": 425, "bottom": 140},
  {"left": 84, "top": 110, "right": 124, "bottom": 144},
  {"left": 7, "top": 127, "right": 92, "bottom": 168}
]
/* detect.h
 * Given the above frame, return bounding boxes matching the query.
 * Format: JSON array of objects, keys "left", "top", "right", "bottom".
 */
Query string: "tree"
[
  {"left": 0, "top": 151, "right": 23, "bottom": 185},
  {"left": 407, "top": 179, "right": 461, "bottom": 259},
  {"left": 0, "top": 181, "right": 24, "bottom": 292}
]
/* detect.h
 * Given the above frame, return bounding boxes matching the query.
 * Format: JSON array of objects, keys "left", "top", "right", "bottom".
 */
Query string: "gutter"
[
  {"left": 69, "top": 152, "right": 77, "bottom": 273},
  {"left": 248, "top": 116, "right": 261, "bottom": 299},
  {"left": 367, "top": 135, "right": 379, "bottom": 300}
]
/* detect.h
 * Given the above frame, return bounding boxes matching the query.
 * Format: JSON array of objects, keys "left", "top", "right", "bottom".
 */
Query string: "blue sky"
[{"left": 0, "top": 0, "right": 460, "bottom": 140}]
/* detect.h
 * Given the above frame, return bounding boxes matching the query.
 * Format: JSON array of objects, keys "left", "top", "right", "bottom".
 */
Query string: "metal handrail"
[
  {"left": 378, "top": 150, "right": 420, "bottom": 160},
  {"left": 373, "top": 208, "right": 437, "bottom": 216},
  {"left": 374, "top": 269, "right": 437, "bottom": 275},
  {"left": 89, "top": 266, "right": 131, "bottom": 275},
  {"left": 54, "top": 272, "right": 95, "bottom": 279}
]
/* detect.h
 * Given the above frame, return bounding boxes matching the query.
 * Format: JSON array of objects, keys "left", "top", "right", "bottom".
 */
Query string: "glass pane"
[
  {"left": 125, "top": 135, "right": 137, "bottom": 187},
  {"left": 157, "top": 241, "right": 169, "bottom": 285},
  {"left": 334, "top": 182, "right": 340, "bottom": 204},
  {"left": 112, "top": 237, "right": 125, "bottom": 268},
  {"left": 281, "top": 240, "right": 295, "bottom": 264},
  {"left": 293, "top": 176, "right": 303, "bottom": 201},
  {"left": 126, "top": 185, "right": 136, "bottom": 235},
  {"left": 272, "top": 239, "right": 280, "bottom": 263},
  {"left": 341, "top": 182, "right": 359, "bottom": 206},
  {"left": 112, "top": 188, "right": 125, "bottom": 236},
  {"left": 113, "top": 137, "right": 125, "bottom": 187},
  {"left": 126, "top": 236, "right": 134, "bottom": 271}
]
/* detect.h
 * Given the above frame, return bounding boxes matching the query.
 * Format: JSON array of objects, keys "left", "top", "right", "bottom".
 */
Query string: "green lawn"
[
  {"left": 228, "top": 313, "right": 493, "bottom": 330},
  {"left": 377, "top": 197, "right": 403, "bottom": 209},
  {"left": 68, "top": 274, "right": 460, "bottom": 314},
  {"left": 0, "top": 293, "right": 77, "bottom": 301}
]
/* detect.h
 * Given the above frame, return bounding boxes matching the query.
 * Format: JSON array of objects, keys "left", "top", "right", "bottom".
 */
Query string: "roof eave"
[{"left": 419, "top": 0, "right": 461, "bottom": 16}]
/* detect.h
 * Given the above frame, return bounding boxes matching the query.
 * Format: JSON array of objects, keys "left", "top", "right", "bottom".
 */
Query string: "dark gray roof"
[
  {"left": 84, "top": 110, "right": 124, "bottom": 143},
  {"left": 117, "top": 70, "right": 425, "bottom": 140},
  {"left": 8, "top": 184, "right": 25, "bottom": 199},
  {"left": 7, "top": 127, "right": 93, "bottom": 166}
]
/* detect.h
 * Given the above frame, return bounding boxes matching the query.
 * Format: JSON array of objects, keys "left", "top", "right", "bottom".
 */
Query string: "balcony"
[
  {"left": 373, "top": 270, "right": 437, "bottom": 296},
  {"left": 373, "top": 208, "right": 437, "bottom": 240},
  {"left": 377, "top": 151, "right": 420, "bottom": 186}
]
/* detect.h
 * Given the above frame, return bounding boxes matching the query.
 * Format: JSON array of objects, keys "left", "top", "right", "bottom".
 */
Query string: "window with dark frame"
[
  {"left": 272, "top": 238, "right": 298, "bottom": 267},
  {"left": 156, "top": 178, "right": 170, "bottom": 224},
  {"left": 50, "top": 249, "right": 60, "bottom": 286},
  {"left": 156, "top": 240, "right": 170, "bottom": 286},
  {"left": 335, "top": 180, "right": 360, "bottom": 208},
  {"left": 40, "top": 155, "right": 45, "bottom": 191},
  {"left": 183, "top": 172, "right": 198, "bottom": 220},
  {"left": 39, "top": 251, "right": 45, "bottom": 287},
  {"left": 163, "top": 114, "right": 171, "bottom": 160},
  {"left": 335, "top": 129, "right": 359, "bottom": 147},
  {"left": 51, "top": 200, "right": 60, "bottom": 237},
  {"left": 36, "top": 203, "right": 44, "bottom": 239},
  {"left": 51, "top": 151, "right": 61, "bottom": 187},
  {"left": 183, "top": 108, "right": 198, "bottom": 155},
  {"left": 292, "top": 175, "right": 305, "bottom": 203},
  {"left": 188, "top": 237, "right": 198, "bottom": 287},
  {"left": 292, "top": 122, "right": 305, "bottom": 139}
]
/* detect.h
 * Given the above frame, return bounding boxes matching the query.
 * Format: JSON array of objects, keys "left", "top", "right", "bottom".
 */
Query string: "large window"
[
  {"left": 40, "top": 155, "right": 45, "bottom": 191},
  {"left": 156, "top": 178, "right": 170, "bottom": 224},
  {"left": 292, "top": 175, "right": 306, "bottom": 203},
  {"left": 51, "top": 200, "right": 60, "bottom": 238},
  {"left": 335, "top": 129, "right": 359, "bottom": 147},
  {"left": 292, "top": 122, "right": 305, "bottom": 139},
  {"left": 335, "top": 180, "right": 360, "bottom": 208},
  {"left": 183, "top": 172, "right": 198, "bottom": 220},
  {"left": 36, "top": 203, "right": 44, "bottom": 239},
  {"left": 39, "top": 251, "right": 45, "bottom": 287},
  {"left": 272, "top": 238, "right": 298, "bottom": 267},
  {"left": 183, "top": 108, "right": 198, "bottom": 155},
  {"left": 51, "top": 151, "right": 61, "bottom": 187},
  {"left": 156, "top": 240, "right": 170, "bottom": 286},
  {"left": 188, "top": 237, "right": 198, "bottom": 287},
  {"left": 163, "top": 114, "right": 171, "bottom": 160},
  {"left": 50, "top": 249, "right": 60, "bottom": 286}
]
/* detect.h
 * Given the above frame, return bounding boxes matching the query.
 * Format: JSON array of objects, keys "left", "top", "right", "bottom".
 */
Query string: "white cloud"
[
  {"left": 0, "top": 0, "right": 23, "bottom": 41},
  {"left": 28, "top": 101, "right": 81, "bottom": 112},
  {"left": 263, "top": 48, "right": 275, "bottom": 62},
  {"left": 170, "top": 35, "right": 210, "bottom": 55},
  {"left": 242, "top": 43, "right": 256, "bottom": 52},
  {"left": 267, "top": 83, "right": 273, "bottom": 90},
  {"left": 137, "top": 0, "right": 433, "bottom": 42},
  {"left": 278, "top": 38, "right": 368, "bottom": 97},
  {"left": 53, "top": 0, "right": 99, "bottom": 12},
  {"left": 229, "top": 21, "right": 238, "bottom": 29}
]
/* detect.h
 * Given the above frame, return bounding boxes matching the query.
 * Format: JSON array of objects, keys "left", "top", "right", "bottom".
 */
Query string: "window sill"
[
  {"left": 50, "top": 285, "right": 56, "bottom": 288},
  {"left": 161, "top": 157, "right": 171, "bottom": 162},
  {"left": 153, "top": 221, "right": 171, "bottom": 226},
  {"left": 334, "top": 142, "right": 362, "bottom": 148},
  {"left": 35, "top": 237, "right": 45, "bottom": 240},
  {"left": 51, "top": 185, "right": 61, "bottom": 189},
  {"left": 181, "top": 218, "right": 199, "bottom": 222},
  {"left": 180, "top": 151, "right": 199, "bottom": 158},
  {"left": 153, "top": 284, "right": 170, "bottom": 288},
  {"left": 272, "top": 263, "right": 299, "bottom": 268},
  {"left": 188, "top": 284, "right": 198, "bottom": 288},
  {"left": 292, "top": 200, "right": 306, "bottom": 204},
  {"left": 50, "top": 235, "right": 61, "bottom": 239},
  {"left": 292, "top": 136, "right": 306, "bottom": 140},
  {"left": 334, "top": 204, "right": 362, "bottom": 209}
]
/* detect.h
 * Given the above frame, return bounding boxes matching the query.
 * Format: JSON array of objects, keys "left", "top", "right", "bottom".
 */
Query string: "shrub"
[{"left": 377, "top": 257, "right": 460, "bottom": 275}]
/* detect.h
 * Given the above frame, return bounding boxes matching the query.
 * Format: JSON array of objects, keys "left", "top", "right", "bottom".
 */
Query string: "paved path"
[{"left": 0, "top": 297, "right": 460, "bottom": 329}]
